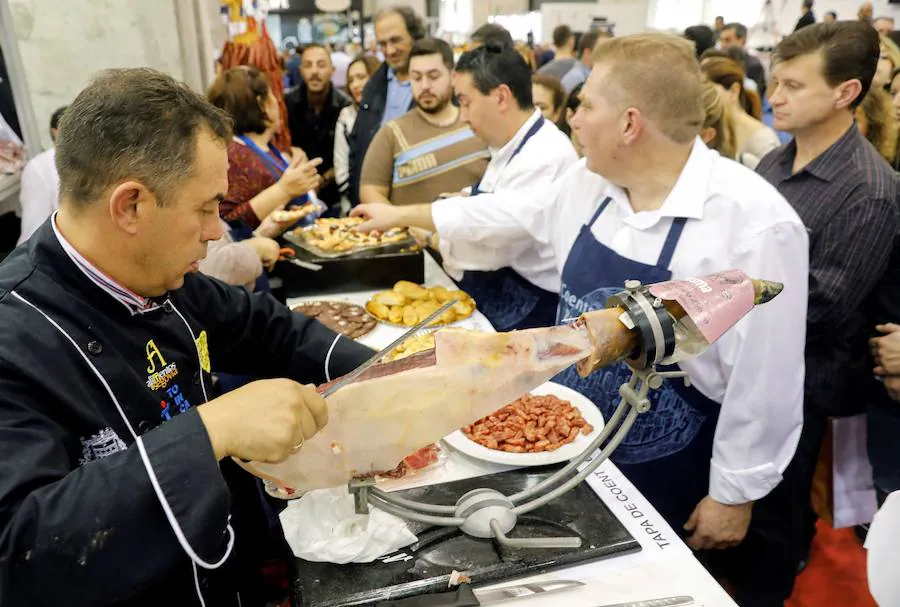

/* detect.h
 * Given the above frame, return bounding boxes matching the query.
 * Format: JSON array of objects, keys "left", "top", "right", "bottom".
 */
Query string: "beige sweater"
[{"left": 198, "top": 219, "right": 263, "bottom": 291}]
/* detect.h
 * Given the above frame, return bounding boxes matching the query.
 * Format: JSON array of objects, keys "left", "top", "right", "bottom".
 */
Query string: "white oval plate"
[{"left": 442, "top": 381, "right": 605, "bottom": 466}]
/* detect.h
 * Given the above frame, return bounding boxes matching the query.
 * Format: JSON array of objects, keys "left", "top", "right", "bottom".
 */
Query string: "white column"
[{"left": 7, "top": 0, "right": 189, "bottom": 150}]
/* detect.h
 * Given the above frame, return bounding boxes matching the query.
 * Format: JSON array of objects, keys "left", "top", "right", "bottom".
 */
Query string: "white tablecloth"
[{"left": 286, "top": 253, "right": 737, "bottom": 607}]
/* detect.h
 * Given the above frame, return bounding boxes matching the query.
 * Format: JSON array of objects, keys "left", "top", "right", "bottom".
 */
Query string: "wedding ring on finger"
[{"left": 291, "top": 437, "right": 305, "bottom": 453}]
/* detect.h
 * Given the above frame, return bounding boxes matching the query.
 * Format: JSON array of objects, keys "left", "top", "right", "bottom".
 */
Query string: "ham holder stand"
[{"left": 347, "top": 279, "right": 691, "bottom": 550}]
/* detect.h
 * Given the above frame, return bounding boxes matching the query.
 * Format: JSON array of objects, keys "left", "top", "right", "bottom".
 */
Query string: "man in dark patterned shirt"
[{"left": 757, "top": 20, "right": 899, "bottom": 572}]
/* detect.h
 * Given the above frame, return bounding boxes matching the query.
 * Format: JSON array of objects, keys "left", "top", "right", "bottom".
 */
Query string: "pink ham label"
[{"left": 648, "top": 269, "right": 755, "bottom": 343}]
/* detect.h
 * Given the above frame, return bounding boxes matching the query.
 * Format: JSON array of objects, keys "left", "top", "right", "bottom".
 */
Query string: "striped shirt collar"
[
  {"left": 767, "top": 123, "right": 859, "bottom": 183},
  {"left": 51, "top": 212, "right": 160, "bottom": 315}
]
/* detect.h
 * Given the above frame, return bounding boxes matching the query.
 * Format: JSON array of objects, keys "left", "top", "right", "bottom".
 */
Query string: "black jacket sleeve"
[
  {"left": 179, "top": 273, "right": 373, "bottom": 384},
  {"left": 285, "top": 87, "right": 306, "bottom": 157},
  {"left": 0, "top": 364, "right": 231, "bottom": 604},
  {"left": 794, "top": 12, "right": 816, "bottom": 31},
  {"left": 348, "top": 66, "right": 389, "bottom": 207}
]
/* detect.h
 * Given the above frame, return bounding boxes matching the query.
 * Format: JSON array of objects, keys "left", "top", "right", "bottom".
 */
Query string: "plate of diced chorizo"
[{"left": 443, "top": 382, "right": 604, "bottom": 466}]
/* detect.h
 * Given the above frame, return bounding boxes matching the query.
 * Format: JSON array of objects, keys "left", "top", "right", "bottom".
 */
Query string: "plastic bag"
[{"left": 279, "top": 486, "right": 417, "bottom": 563}]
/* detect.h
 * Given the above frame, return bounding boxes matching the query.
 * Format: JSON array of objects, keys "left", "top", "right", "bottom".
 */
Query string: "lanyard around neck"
[{"left": 238, "top": 135, "right": 288, "bottom": 179}]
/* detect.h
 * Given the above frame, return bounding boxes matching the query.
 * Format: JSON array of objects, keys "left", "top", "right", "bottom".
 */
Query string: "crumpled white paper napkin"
[{"left": 279, "top": 486, "right": 417, "bottom": 564}]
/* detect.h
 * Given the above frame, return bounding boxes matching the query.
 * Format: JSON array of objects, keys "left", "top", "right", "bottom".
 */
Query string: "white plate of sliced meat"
[{"left": 443, "top": 381, "right": 604, "bottom": 466}]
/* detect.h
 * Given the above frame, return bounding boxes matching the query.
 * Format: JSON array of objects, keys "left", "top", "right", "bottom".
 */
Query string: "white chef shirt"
[
  {"left": 439, "top": 109, "right": 578, "bottom": 292},
  {"left": 432, "top": 138, "right": 809, "bottom": 505},
  {"left": 17, "top": 147, "right": 60, "bottom": 246}
]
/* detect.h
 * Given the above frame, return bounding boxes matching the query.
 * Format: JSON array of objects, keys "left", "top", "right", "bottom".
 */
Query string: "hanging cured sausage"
[{"left": 218, "top": 2, "right": 291, "bottom": 150}]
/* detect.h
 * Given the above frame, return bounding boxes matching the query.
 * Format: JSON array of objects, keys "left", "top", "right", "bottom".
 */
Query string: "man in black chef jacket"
[{"left": 0, "top": 68, "right": 372, "bottom": 607}]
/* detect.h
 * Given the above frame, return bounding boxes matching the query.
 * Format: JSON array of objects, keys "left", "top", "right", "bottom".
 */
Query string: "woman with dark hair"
[
  {"left": 206, "top": 66, "right": 325, "bottom": 293},
  {"left": 531, "top": 73, "right": 566, "bottom": 123},
  {"left": 335, "top": 55, "right": 382, "bottom": 213},
  {"left": 701, "top": 57, "right": 780, "bottom": 168},
  {"left": 557, "top": 82, "right": 583, "bottom": 155},
  {"left": 207, "top": 66, "right": 325, "bottom": 237}
]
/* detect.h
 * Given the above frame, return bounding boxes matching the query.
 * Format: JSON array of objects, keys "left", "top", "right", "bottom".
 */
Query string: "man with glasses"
[{"left": 348, "top": 5, "right": 426, "bottom": 206}]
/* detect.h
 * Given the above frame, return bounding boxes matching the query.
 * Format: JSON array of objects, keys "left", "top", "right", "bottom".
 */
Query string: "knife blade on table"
[
  {"left": 321, "top": 299, "right": 455, "bottom": 398},
  {"left": 592, "top": 597, "right": 694, "bottom": 607},
  {"left": 375, "top": 580, "right": 585, "bottom": 606},
  {"left": 284, "top": 257, "right": 323, "bottom": 271}
]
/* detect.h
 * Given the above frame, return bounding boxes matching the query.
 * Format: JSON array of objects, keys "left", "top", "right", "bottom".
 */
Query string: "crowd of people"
[{"left": 2, "top": 2, "right": 900, "bottom": 606}]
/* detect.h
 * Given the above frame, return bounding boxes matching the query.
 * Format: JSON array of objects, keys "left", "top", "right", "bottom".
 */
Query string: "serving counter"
[{"left": 284, "top": 253, "right": 737, "bottom": 607}]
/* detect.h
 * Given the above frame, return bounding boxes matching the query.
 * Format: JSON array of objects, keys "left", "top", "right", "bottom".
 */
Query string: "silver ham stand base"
[
  {"left": 348, "top": 366, "right": 689, "bottom": 549},
  {"left": 347, "top": 279, "right": 688, "bottom": 549}
]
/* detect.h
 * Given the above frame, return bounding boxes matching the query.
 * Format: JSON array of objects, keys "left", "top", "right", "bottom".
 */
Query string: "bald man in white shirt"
[
  {"left": 354, "top": 33, "right": 810, "bottom": 605},
  {"left": 439, "top": 45, "right": 577, "bottom": 331}
]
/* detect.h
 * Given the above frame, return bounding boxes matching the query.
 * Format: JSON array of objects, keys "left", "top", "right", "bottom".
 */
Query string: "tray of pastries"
[
  {"left": 284, "top": 217, "right": 415, "bottom": 259},
  {"left": 290, "top": 301, "right": 377, "bottom": 339},
  {"left": 365, "top": 281, "right": 476, "bottom": 328}
]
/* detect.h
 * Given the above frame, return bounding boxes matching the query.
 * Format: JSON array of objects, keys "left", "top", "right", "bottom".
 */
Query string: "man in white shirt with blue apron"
[
  {"left": 440, "top": 45, "right": 578, "bottom": 331},
  {"left": 354, "top": 33, "right": 810, "bottom": 605}
]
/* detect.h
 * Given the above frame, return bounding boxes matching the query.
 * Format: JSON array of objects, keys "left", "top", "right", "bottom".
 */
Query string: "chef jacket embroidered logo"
[
  {"left": 195, "top": 330, "right": 210, "bottom": 373},
  {"left": 79, "top": 427, "right": 127, "bottom": 465},
  {"left": 159, "top": 384, "right": 192, "bottom": 421},
  {"left": 146, "top": 339, "right": 167, "bottom": 373},
  {"left": 145, "top": 339, "right": 179, "bottom": 390},
  {"left": 146, "top": 362, "right": 179, "bottom": 390}
]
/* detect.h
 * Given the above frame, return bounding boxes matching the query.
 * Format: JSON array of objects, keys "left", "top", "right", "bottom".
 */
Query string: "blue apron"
[
  {"left": 554, "top": 197, "right": 720, "bottom": 530},
  {"left": 456, "top": 117, "right": 559, "bottom": 331}
]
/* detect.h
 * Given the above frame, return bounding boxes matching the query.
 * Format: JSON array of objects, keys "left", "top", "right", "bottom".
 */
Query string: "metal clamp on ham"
[
  {"left": 238, "top": 269, "right": 784, "bottom": 548},
  {"left": 587, "top": 279, "right": 678, "bottom": 372}
]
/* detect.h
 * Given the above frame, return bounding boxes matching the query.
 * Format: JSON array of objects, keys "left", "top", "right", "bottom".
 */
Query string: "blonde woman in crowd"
[
  {"left": 875, "top": 35, "right": 900, "bottom": 89},
  {"left": 699, "top": 79, "right": 738, "bottom": 160},
  {"left": 557, "top": 82, "right": 584, "bottom": 156},
  {"left": 700, "top": 57, "right": 780, "bottom": 169},
  {"left": 515, "top": 41, "right": 537, "bottom": 72},
  {"left": 890, "top": 66, "right": 900, "bottom": 121},
  {"left": 856, "top": 87, "right": 899, "bottom": 165}
]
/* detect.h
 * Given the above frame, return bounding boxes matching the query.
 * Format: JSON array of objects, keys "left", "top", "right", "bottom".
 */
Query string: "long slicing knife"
[{"left": 321, "top": 299, "right": 455, "bottom": 398}]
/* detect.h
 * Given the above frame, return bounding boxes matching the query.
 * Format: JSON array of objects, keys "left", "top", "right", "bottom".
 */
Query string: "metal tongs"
[{"left": 322, "top": 300, "right": 455, "bottom": 398}]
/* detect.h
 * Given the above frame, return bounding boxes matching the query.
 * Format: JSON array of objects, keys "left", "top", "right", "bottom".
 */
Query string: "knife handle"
[{"left": 375, "top": 585, "right": 481, "bottom": 606}]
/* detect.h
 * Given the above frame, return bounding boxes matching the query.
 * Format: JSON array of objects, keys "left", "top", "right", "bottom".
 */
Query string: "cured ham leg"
[
  {"left": 239, "top": 272, "right": 784, "bottom": 493},
  {"left": 239, "top": 326, "right": 594, "bottom": 490}
]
